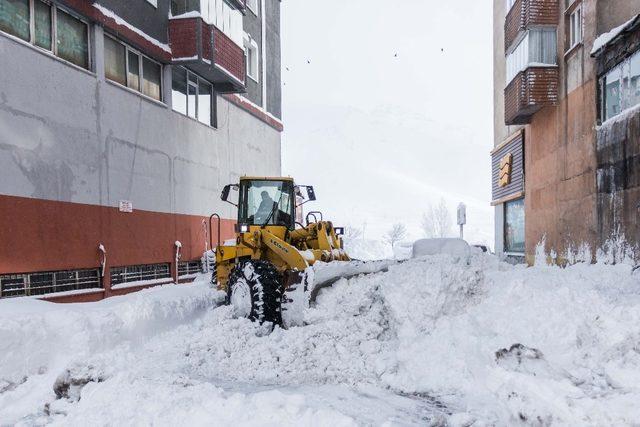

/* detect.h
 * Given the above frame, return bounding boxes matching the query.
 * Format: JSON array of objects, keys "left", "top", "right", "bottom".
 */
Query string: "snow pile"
[
  {"left": 3, "top": 256, "right": 640, "bottom": 425},
  {"left": 0, "top": 281, "right": 220, "bottom": 424},
  {"left": 412, "top": 238, "right": 470, "bottom": 261},
  {"left": 344, "top": 238, "right": 392, "bottom": 260},
  {"left": 591, "top": 14, "right": 640, "bottom": 55}
]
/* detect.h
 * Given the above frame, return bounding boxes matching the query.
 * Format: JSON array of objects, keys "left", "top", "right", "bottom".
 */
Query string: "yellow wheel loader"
[{"left": 210, "top": 176, "right": 352, "bottom": 326}]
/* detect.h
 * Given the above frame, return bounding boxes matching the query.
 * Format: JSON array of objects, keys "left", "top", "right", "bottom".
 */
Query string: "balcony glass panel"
[{"left": 506, "top": 29, "right": 557, "bottom": 84}]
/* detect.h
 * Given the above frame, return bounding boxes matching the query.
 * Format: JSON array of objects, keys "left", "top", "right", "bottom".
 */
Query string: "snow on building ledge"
[{"left": 591, "top": 14, "right": 640, "bottom": 56}]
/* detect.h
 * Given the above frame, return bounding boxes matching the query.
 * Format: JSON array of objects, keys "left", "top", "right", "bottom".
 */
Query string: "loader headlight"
[{"left": 240, "top": 225, "right": 249, "bottom": 233}]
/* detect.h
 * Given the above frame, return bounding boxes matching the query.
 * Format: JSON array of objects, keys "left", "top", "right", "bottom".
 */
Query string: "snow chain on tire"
[
  {"left": 227, "top": 260, "right": 283, "bottom": 325},
  {"left": 210, "top": 259, "right": 218, "bottom": 288}
]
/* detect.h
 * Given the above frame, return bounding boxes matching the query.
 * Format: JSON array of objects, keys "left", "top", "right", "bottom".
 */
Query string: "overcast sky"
[{"left": 280, "top": 0, "right": 494, "bottom": 245}]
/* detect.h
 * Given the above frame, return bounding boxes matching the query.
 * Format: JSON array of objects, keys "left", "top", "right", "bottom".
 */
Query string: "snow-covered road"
[{"left": 2, "top": 253, "right": 640, "bottom": 426}]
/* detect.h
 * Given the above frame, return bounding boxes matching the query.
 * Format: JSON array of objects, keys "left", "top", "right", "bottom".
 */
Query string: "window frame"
[
  {"left": 598, "top": 48, "right": 640, "bottom": 123},
  {"left": 171, "top": 66, "right": 218, "bottom": 128},
  {"left": 503, "top": 198, "right": 525, "bottom": 255},
  {"left": 104, "top": 33, "right": 163, "bottom": 102},
  {"left": 568, "top": 4, "right": 583, "bottom": 51},
  {"left": 0, "top": 0, "right": 91, "bottom": 70},
  {"left": 244, "top": 33, "right": 259, "bottom": 83}
]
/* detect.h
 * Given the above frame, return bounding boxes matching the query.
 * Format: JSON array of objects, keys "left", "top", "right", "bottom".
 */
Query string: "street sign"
[
  {"left": 119, "top": 200, "right": 133, "bottom": 213},
  {"left": 457, "top": 203, "right": 466, "bottom": 226}
]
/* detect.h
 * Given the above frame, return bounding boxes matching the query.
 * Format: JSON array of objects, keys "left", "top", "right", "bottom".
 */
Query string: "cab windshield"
[{"left": 239, "top": 180, "right": 294, "bottom": 228}]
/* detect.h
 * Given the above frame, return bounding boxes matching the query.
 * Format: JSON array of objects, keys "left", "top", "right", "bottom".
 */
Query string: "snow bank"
[
  {"left": 344, "top": 239, "right": 392, "bottom": 260},
  {"left": 412, "top": 238, "right": 470, "bottom": 261},
  {"left": 0, "top": 280, "right": 220, "bottom": 423},
  {"left": 4, "top": 257, "right": 640, "bottom": 425}
]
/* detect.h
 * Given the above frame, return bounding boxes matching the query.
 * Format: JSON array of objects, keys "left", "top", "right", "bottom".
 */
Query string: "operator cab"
[{"left": 221, "top": 177, "right": 316, "bottom": 230}]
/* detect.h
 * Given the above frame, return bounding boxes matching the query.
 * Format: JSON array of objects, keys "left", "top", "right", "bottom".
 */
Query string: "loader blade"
[{"left": 308, "top": 259, "right": 398, "bottom": 303}]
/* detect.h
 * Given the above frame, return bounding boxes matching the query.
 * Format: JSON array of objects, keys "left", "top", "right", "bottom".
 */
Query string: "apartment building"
[
  {"left": 492, "top": 0, "right": 640, "bottom": 263},
  {"left": 0, "top": 0, "right": 282, "bottom": 301}
]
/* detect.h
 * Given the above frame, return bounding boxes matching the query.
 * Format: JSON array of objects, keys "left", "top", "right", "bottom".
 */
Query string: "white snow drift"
[{"left": 2, "top": 254, "right": 640, "bottom": 425}]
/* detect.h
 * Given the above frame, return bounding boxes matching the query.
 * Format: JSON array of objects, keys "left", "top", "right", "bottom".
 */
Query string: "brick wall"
[
  {"left": 214, "top": 27, "right": 245, "bottom": 82},
  {"left": 169, "top": 18, "right": 199, "bottom": 59}
]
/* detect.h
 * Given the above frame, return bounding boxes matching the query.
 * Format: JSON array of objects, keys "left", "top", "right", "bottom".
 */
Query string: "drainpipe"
[
  {"left": 174, "top": 241, "right": 182, "bottom": 284},
  {"left": 98, "top": 243, "right": 109, "bottom": 296}
]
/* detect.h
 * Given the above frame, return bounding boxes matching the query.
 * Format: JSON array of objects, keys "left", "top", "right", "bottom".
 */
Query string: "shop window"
[
  {"left": 104, "top": 34, "right": 163, "bottom": 102},
  {"left": 600, "top": 49, "right": 640, "bottom": 122},
  {"left": 504, "top": 198, "right": 525, "bottom": 254},
  {"left": 0, "top": 1, "right": 89, "bottom": 70},
  {"left": 171, "top": 66, "right": 217, "bottom": 127}
]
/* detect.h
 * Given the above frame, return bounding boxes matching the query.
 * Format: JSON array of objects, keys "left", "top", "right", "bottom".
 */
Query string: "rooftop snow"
[{"left": 591, "top": 14, "right": 640, "bottom": 56}]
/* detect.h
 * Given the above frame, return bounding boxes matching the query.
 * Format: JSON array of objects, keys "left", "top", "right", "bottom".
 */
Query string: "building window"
[
  {"left": 568, "top": 5, "right": 583, "bottom": 50},
  {"left": 0, "top": 269, "right": 101, "bottom": 298},
  {"left": 104, "top": 34, "right": 163, "bottom": 102},
  {"left": 246, "top": 0, "right": 258, "bottom": 15},
  {"left": 171, "top": 66, "right": 217, "bottom": 127},
  {"left": 504, "top": 198, "right": 525, "bottom": 254},
  {"left": 178, "top": 260, "right": 203, "bottom": 277},
  {"left": 110, "top": 263, "right": 171, "bottom": 286},
  {"left": 0, "top": 0, "right": 31, "bottom": 42},
  {"left": 506, "top": 29, "right": 557, "bottom": 84},
  {"left": 244, "top": 34, "right": 259, "bottom": 82},
  {"left": 0, "top": 1, "right": 89, "bottom": 70},
  {"left": 600, "top": 49, "right": 640, "bottom": 122}
]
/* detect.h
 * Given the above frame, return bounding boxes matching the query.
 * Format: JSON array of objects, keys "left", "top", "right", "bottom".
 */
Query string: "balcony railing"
[
  {"left": 505, "top": 0, "right": 559, "bottom": 52},
  {"left": 169, "top": 11, "right": 245, "bottom": 92},
  {"left": 505, "top": 66, "right": 558, "bottom": 125}
]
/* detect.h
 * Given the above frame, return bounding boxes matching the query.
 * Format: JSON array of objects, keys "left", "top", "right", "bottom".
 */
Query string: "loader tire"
[
  {"left": 227, "top": 260, "right": 283, "bottom": 325},
  {"left": 210, "top": 261, "right": 218, "bottom": 288}
]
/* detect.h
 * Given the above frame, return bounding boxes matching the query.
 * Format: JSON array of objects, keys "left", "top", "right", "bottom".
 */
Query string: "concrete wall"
[
  {"left": 265, "top": 0, "right": 282, "bottom": 118},
  {"left": 0, "top": 29, "right": 281, "bottom": 223},
  {"left": 241, "top": 0, "right": 282, "bottom": 119},
  {"left": 597, "top": 0, "right": 640, "bottom": 35},
  {"left": 243, "top": 1, "right": 263, "bottom": 107}
]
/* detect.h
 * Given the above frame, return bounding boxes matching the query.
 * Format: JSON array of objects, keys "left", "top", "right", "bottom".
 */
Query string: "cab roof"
[{"left": 240, "top": 176, "right": 295, "bottom": 182}]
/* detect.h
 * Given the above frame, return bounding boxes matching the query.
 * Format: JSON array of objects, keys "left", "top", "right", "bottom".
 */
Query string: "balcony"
[
  {"left": 505, "top": 66, "right": 559, "bottom": 125},
  {"left": 505, "top": 0, "right": 559, "bottom": 52},
  {"left": 169, "top": 0, "right": 246, "bottom": 93}
]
